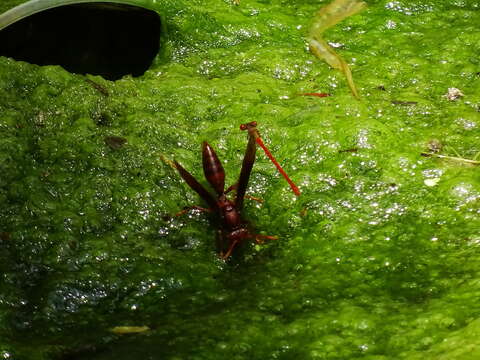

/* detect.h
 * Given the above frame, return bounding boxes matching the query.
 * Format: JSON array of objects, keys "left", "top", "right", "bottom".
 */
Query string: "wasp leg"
[
  {"left": 245, "top": 195, "right": 263, "bottom": 203},
  {"left": 225, "top": 183, "right": 237, "bottom": 194},
  {"left": 226, "top": 183, "right": 263, "bottom": 203},
  {"left": 221, "top": 239, "right": 240, "bottom": 260},
  {"left": 255, "top": 234, "right": 278, "bottom": 244},
  {"left": 216, "top": 229, "right": 226, "bottom": 256},
  {"left": 175, "top": 205, "right": 212, "bottom": 217}
]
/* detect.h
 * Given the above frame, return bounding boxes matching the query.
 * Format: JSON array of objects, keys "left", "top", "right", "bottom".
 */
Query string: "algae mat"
[{"left": 1, "top": 0, "right": 479, "bottom": 359}]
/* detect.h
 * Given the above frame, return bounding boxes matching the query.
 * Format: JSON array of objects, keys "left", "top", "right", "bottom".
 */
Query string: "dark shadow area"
[{"left": 0, "top": 3, "right": 161, "bottom": 80}]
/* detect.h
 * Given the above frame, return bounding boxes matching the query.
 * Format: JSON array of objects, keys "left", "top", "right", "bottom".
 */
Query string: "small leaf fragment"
[{"left": 308, "top": 0, "right": 367, "bottom": 99}]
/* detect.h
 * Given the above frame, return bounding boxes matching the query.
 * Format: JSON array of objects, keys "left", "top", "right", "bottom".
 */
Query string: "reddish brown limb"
[
  {"left": 221, "top": 234, "right": 278, "bottom": 259},
  {"left": 255, "top": 234, "right": 278, "bottom": 244},
  {"left": 245, "top": 195, "right": 263, "bottom": 203},
  {"left": 235, "top": 126, "right": 257, "bottom": 210},
  {"left": 216, "top": 229, "right": 225, "bottom": 256},
  {"left": 221, "top": 239, "right": 240, "bottom": 260},
  {"left": 225, "top": 183, "right": 237, "bottom": 194},
  {"left": 240, "top": 122, "right": 301, "bottom": 197},
  {"left": 175, "top": 205, "right": 212, "bottom": 217},
  {"left": 225, "top": 183, "right": 263, "bottom": 203},
  {"left": 173, "top": 160, "right": 218, "bottom": 210}
]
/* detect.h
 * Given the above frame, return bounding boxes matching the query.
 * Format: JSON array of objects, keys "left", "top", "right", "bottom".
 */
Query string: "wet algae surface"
[{"left": 1, "top": 0, "right": 480, "bottom": 359}]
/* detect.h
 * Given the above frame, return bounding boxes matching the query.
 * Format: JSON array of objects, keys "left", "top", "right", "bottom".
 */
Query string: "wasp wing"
[
  {"left": 174, "top": 161, "right": 217, "bottom": 210},
  {"left": 202, "top": 142, "right": 225, "bottom": 195}
]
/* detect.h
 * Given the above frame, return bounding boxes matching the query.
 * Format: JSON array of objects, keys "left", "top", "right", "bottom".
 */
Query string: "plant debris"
[
  {"left": 105, "top": 136, "right": 127, "bottom": 150},
  {"left": 308, "top": 0, "right": 366, "bottom": 99},
  {"left": 443, "top": 87, "right": 464, "bottom": 101}
]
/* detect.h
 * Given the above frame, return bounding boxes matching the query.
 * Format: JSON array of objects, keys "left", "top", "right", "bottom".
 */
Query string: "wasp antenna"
[
  {"left": 160, "top": 154, "right": 177, "bottom": 170},
  {"left": 241, "top": 122, "right": 300, "bottom": 196},
  {"left": 255, "top": 137, "right": 301, "bottom": 196}
]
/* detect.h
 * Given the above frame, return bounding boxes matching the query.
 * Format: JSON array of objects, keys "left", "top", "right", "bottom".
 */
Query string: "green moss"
[{"left": 0, "top": 0, "right": 479, "bottom": 359}]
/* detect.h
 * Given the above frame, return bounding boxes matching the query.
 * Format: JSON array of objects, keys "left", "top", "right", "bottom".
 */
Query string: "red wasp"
[{"left": 173, "top": 122, "right": 288, "bottom": 259}]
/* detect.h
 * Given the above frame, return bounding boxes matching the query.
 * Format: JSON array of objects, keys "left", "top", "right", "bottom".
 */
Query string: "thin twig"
[{"left": 421, "top": 153, "right": 480, "bottom": 165}]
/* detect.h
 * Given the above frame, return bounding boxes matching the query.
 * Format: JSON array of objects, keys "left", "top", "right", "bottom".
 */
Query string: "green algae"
[{"left": 0, "top": 0, "right": 479, "bottom": 359}]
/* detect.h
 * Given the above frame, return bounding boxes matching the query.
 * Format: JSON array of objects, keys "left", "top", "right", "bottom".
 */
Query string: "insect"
[{"left": 173, "top": 122, "right": 286, "bottom": 259}]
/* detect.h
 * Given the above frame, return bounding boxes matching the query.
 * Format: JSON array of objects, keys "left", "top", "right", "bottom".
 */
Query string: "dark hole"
[{"left": 0, "top": 2, "right": 161, "bottom": 80}]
